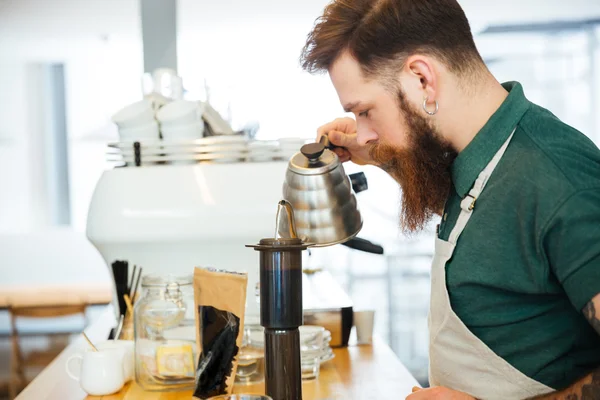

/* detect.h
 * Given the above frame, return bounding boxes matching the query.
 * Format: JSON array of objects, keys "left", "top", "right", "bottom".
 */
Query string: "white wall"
[
  {"left": 177, "top": 6, "right": 342, "bottom": 138},
  {"left": 0, "top": 36, "right": 143, "bottom": 232},
  {"left": 0, "top": 63, "right": 32, "bottom": 231}
]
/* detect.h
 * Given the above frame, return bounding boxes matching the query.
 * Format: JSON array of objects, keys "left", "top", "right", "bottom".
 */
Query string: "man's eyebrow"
[{"left": 343, "top": 101, "right": 362, "bottom": 113}]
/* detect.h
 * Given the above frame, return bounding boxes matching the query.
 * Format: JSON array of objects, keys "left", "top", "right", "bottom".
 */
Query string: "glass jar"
[{"left": 134, "top": 274, "right": 196, "bottom": 391}]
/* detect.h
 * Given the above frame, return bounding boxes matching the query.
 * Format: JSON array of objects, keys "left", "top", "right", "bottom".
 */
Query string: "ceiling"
[{"left": 1, "top": 0, "right": 600, "bottom": 41}]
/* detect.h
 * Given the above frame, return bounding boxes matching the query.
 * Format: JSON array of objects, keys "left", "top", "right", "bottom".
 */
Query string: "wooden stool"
[{"left": 8, "top": 304, "right": 88, "bottom": 399}]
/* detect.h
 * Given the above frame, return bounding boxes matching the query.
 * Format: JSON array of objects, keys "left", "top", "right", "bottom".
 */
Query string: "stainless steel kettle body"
[{"left": 282, "top": 138, "right": 363, "bottom": 247}]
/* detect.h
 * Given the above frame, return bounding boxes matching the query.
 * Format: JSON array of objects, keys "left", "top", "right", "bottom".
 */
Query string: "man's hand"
[
  {"left": 406, "top": 386, "right": 476, "bottom": 400},
  {"left": 316, "top": 117, "right": 375, "bottom": 166}
]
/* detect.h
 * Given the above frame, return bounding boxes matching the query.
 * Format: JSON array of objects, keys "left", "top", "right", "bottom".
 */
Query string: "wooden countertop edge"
[{"left": 16, "top": 306, "right": 420, "bottom": 400}]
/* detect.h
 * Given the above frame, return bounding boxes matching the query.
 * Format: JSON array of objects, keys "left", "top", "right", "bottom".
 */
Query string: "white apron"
[{"left": 428, "top": 131, "right": 554, "bottom": 400}]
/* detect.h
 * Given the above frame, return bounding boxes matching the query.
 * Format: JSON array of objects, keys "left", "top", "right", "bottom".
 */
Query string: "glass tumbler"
[
  {"left": 299, "top": 326, "right": 324, "bottom": 380},
  {"left": 300, "top": 351, "right": 321, "bottom": 380},
  {"left": 235, "top": 324, "right": 265, "bottom": 385}
]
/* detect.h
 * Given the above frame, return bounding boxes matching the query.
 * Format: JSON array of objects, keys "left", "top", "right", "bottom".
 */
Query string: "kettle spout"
[{"left": 275, "top": 200, "right": 299, "bottom": 240}]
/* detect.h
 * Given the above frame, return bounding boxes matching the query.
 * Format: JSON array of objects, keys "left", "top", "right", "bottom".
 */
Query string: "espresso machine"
[{"left": 86, "top": 131, "right": 382, "bottom": 327}]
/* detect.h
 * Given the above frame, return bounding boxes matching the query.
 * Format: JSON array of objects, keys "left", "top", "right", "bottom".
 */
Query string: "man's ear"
[{"left": 403, "top": 55, "right": 438, "bottom": 104}]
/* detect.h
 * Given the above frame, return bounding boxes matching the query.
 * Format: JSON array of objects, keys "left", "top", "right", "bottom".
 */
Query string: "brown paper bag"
[{"left": 193, "top": 267, "right": 248, "bottom": 399}]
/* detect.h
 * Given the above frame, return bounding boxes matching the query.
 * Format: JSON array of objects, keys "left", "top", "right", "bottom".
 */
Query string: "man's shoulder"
[{"left": 514, "top": 103, "right": 600, "bottom": 192}]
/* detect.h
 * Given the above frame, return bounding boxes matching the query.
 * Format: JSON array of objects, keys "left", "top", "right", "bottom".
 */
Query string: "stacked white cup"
[
  {"left": 157, "top": 100, "right": 205, "bottom": 141},
  {"left": 111, "top": 99, "right": 159, "bottom": 142}
]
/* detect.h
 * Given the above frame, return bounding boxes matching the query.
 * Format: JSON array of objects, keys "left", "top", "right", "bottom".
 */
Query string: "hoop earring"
[{"left": 423, "top": 97, "right": 439, "bottom": 116}]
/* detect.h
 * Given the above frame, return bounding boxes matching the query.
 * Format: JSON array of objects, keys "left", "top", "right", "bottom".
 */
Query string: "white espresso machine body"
[{"left": 86, "top": 161, "right": 289, "bottom": 320}]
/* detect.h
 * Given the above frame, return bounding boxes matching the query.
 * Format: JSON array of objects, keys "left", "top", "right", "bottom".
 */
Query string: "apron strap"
[{"left": 448, "top": 130, "right": 516, "bottom": 246}]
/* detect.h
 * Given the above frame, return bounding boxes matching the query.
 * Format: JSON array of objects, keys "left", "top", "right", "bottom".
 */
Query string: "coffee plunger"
[{"left": 246, "top": 200, "right": 308, "bottom": 400}]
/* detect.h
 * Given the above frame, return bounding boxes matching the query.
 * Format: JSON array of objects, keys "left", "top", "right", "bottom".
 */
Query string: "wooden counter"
[
  {"left": 0, "top": 283, "right": 111, "bottom": 309},
  {"left": 17, "top": 307, "right": 419, "bottom": 400}
]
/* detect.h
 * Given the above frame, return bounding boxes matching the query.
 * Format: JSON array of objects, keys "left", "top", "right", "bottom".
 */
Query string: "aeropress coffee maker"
[
  {"left": 246, "top": 200, "right": 308, "bottom": 400},
  {"left": 246, "top": 137, "right": 384, "bottom": 400}
]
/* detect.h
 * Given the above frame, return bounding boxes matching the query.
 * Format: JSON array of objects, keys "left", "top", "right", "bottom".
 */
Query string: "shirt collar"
[{"left": 451, "top": 81, "right": 530, "bottom": 198}]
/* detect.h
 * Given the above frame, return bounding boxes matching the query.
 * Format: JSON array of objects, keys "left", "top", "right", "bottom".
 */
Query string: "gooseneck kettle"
[{"left": 282, "top": 135, "right": 383, "bottom": 254}]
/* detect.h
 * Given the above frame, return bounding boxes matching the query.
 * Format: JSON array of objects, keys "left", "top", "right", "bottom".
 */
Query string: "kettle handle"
[
  {"left": 349, "top": 172, "right": 368, "bottom": 194},
  {"left": 319, "top": 134, "right": 339, "bottom": 150},
  {"left": 342, "top": 237, "right": 384, "bottom": 255}
]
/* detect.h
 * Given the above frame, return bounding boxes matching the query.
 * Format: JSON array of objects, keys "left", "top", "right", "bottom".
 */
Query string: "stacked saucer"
[
  {"left": 105, "top": 137, "right": 310, "bottom": 166},
  {"left": 242, "top": 324, "right": 334, "bottom": 365},
  {"left": 299, "top": 325, "right": 334, "bottom": 364}
]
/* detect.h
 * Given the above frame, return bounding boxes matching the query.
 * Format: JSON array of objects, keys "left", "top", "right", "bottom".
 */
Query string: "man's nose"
[{"left": 356, "top": 126, "right": 378, "bottom": 146}]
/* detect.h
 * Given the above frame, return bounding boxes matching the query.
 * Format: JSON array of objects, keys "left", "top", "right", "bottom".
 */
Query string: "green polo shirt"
[{"left": 438, "top": 82, "right": 600, "bottom": 390}]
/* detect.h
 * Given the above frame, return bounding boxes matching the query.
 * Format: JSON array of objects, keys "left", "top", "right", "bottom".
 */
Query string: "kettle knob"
[
  {"left": 301, "top": 134, "right": 339, "bottom": 160},
  {"left": 300, "top": 142, "right": 325, "bottom": 160}
]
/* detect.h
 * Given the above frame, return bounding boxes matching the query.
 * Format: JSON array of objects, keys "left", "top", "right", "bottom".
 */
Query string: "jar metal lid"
[{"left": 141, "top": 274, "right": 192, "bottom": 287}]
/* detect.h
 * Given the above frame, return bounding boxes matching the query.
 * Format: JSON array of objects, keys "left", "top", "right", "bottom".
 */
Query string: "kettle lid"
[{"left": 288, "top": 142, "right": 339, "bottom": 175}]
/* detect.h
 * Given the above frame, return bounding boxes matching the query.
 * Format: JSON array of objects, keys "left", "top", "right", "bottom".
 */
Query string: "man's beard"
[{"left": 369, "top": 89, "right": 457, "bottom": 235}]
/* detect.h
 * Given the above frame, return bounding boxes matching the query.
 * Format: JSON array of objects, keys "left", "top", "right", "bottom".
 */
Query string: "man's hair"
[{"left": 300, "top": 0, "right": 484, "bottom": 78}]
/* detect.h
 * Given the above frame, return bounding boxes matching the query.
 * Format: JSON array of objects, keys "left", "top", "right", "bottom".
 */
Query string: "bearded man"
[{"left": 300, "top": 1, "right": 600, "bottom": 399}]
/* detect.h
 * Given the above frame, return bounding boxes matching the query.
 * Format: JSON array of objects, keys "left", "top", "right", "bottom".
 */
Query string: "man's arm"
[
  {"left": 584, "top": 296, "right": 600, "bottom": 334},
  {"left": 529, "top": 293, "right": 600, "bottom": 400}
]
